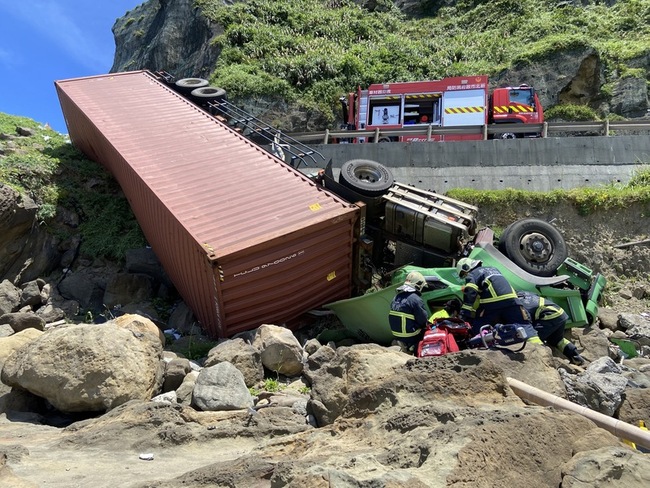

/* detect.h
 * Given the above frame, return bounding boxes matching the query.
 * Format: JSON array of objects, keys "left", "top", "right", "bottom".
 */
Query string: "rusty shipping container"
[{"left": 55, "top": 71, "right": 359, "bottom": 339}]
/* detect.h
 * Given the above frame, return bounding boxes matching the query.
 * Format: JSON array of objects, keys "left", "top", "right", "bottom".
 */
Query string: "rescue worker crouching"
[
  {"left": 389, "top": 271, "right": 430, "bottom": 353},
  {"left": 456, "top": 258, "right": 542, "bottom": 345},
  {"left": 517, "top": 290, "right": 585, "bottom": 365}
]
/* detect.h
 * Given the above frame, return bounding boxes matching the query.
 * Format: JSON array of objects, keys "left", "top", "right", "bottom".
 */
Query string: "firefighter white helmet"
[
  {"left": 457, "top": 258, "right": 481, "bottom": 277},
  {"left": 404, "top": 271, "right": 427, "bottom": 292}
]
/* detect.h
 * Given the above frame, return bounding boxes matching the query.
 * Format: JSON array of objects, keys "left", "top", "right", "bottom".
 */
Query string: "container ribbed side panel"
[{"left": 55, "top": 71, "right": 358, "bottom": 338}]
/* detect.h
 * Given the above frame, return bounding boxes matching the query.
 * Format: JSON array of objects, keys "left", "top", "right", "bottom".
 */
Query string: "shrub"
[{"left": 545, "top": 104, "right": 600, "bottom": 121}]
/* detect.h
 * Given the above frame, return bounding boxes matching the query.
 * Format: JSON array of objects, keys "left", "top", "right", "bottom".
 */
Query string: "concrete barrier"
[{"left": 307, "top": 135, "right": 650, "bottom": 192}]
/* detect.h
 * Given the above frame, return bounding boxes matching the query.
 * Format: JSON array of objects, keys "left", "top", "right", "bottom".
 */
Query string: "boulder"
[
  {"left": 617, "top": 387, "right": 650, "bottom": 426},
  {"left": 570, "top": 325, "right": 611, "bottom": 361},
  {"left": 112, "top": 313, "right": 165, "bottom": 346},
  {"left": 0, "top": 327, "right": 42, "bottom": 373},
  {"left": 176, "top": 370, "right": 199, "bottom": 406},
  {"left": 561, "top": 446, "right": 650, "bottom": 487},
  {"left": 252, "top": 324, "right": 304, "bottom": 377},
  {"left": 191, "top": 362, "right": 253, "bottom": 411},
  {"left": 204, "top": 338, "right": 264, "bottom": 387},
  {"left": 1, "top": 322, "right": 163, "bottom": 413},
  {"left": 167, "top": 301, "right": 198, "bottom": 336},
  {"left": 305, "top": 343, "right": 565, "bottom": 427},
  {"left": 561, "top": 357, "right": 629, "bottom": 416},
  {"left": 0, "top": 186, "right": 37, "bottom": 279},
  {"left": 0, "top": 312, "right": 46, "bottom": 332},
  {"left": 103, "top": 273, "right": 155, "bottom": 308},
  {"left": 19, "top": 279, "right": 43, "bottom": 308},
  {"left": 0, "top": 280, "right": 20, "bottom": 316},
  {"left": 163, "top": 357, "right": 192, "bottom": 393}
]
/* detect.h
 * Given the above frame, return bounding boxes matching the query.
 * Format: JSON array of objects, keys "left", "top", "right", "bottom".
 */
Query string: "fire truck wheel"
[
  {"left": 499, "top": 218, "right": 568, "bottom": 277},
  {"left": 174, "top": 78, "right": 209, "bottom": 94},
  {"left": 190, "top": 86, "right": 227, "bottom": 104},
  {"left": 498, "top": 132, "right": 517, "bottom": 139},
  {"left": 339, "top": 159, "right": 395, "bottom": 197}
]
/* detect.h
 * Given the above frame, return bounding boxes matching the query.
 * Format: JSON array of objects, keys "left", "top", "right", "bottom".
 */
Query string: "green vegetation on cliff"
[
  {"left": 196, "top": 0, "right": 650, "bottom": 123},
  {"left": 0, "top": 114, "right": 146, "bottom": 261}
]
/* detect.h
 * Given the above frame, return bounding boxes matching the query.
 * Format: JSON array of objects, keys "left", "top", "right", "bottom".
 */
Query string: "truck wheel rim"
[{"left": 519, "top": 232, "right": 551, "bottom": 262}]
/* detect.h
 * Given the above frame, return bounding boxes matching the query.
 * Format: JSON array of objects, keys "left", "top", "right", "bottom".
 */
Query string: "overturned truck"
[{"left": 55, "top": 70, "right": 605, "bottom": 342}]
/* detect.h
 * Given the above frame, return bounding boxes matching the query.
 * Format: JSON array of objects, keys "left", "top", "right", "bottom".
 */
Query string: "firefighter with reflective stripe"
[
  {"left": 517, "top": 290, "right": 585, "bottom": 365},
  {"left": 457, "top": 258, "right": 541, "bottom": 343},
  {"left": 389, "top": 271, "right": 430, "bottom": 352}
]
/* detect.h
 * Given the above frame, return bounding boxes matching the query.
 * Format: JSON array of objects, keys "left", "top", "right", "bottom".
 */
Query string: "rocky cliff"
[{"left": 110, "top": 0, "right": 650, "bottom": 128}]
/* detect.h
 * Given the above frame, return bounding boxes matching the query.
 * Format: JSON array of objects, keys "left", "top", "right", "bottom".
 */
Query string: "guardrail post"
[
  {"left": 482, "top": 125, "right": 488, "bottom": 140},
  {"left": 605, "top": 119, "right": 610, "bottom": 136},
  {"left": 542, "top": 122, "right": 548, "bottom": 138},
  {"left": 323, "top": 129, "right": 330, "bottom": 144},
  {"left": 374, "top": 127, "right": 380, "bottom": 143},
  {"left": 427, "top": 124, "right": 433, "bottom": 141}
]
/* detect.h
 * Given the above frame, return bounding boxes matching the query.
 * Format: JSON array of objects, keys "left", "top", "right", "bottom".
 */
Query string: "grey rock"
[
  {"left": 303, "top": 338, "right": 322, "bottom": 356},
  {"left": 562, "top": 357, "right": 629, "bottom": 416},
  {"left": 617, "top": 387, "right": 650, "bottom": 426},
  {"left": 561, "top": 446, "right": 650, "bottom": 487},
  {"left": 175, "top": 370, "right": 199, "bottom": 406},
  {"left": 0, "top": 312, "right": 45, "bottom": 332},
  {"left": 111, "top": 0, "right": 219, "bottom": 79},
  {"left": 597, "top": 308, "right": 619, "bottom": 332},
  {"left": 20, "top": 280, "right": 43, "bottom": 308},
  {"left": 167, "top": 301, "right": 197, "bottom": 335},
  {"left": 252, "top": 324, "right": 304, "bottom": 377},
  {"left": 610, "top": 75, "right": 649, "bottom": 119},
  {"left": 0, "top": 323, "right": 14, "bottom": 337},
  {"left": 152, "top": 391, "right": 178, "bottom": 404},
  {"left": 0, "top": 279, "right": 20, "bottom": 316},
  {"left": 103, "top": 273, "right": 155, "bottom": 308},
  {"left": 163, "top": 357, "right": 192, "bottom": 393},
  {"left": 203, "top": 338, "right": 264, "bottom": 388},
  {"left": 191, "top": 362, "right": 253, "bottom": 411}
]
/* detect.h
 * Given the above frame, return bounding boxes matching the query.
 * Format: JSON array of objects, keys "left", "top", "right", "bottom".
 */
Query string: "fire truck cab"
[
  {"left": 489, "top": 84, "right": 544, "bottom": 139},
  {"left": 341, "top": 75, "right": 543, "bottom": 142}
]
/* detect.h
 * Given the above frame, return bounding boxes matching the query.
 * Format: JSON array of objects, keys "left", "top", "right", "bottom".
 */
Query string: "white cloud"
[{"left": 0, "top": 0, "right": 112, "bottom": 73}]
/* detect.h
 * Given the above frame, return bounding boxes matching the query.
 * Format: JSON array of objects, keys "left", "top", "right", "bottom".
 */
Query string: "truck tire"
[
  {"left": 174, "top": 78, "right": 209, "bottom": 95},
  {"left": 339, "top": 159, "right": 394, "bottom": 197},
  {"left": 499, "top": 218, "right": 568, "bottom": 277},
  {"left": 190, "top": 86, "right": 227, "bottom": 104}
]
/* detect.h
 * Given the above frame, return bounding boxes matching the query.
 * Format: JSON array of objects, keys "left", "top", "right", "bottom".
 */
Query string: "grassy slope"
[
  {"left": 195, "top": 0, "right": 650, "bottom": 124},
  {"left": 0, "top": 114, "right": 145, "bottom": 261}
]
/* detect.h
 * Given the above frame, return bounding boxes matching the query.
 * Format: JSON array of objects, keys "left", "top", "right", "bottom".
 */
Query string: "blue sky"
[{"left": 0, "top": 0, "right": 144, "bottom": 133}]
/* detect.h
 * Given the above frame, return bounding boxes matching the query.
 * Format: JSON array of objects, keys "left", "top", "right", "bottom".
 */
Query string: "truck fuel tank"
[{"left": 383, "top": 182, "right": 479, "bottom": 254}]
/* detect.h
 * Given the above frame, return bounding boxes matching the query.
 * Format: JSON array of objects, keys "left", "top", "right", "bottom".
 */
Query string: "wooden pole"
[{"left": 507, "top": 377, "right": 650, "bottom": 450}]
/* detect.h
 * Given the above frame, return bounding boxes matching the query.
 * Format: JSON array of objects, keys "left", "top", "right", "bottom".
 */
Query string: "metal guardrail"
[{"left": 287, "top": 119, "right": 650, "bottom": 144}]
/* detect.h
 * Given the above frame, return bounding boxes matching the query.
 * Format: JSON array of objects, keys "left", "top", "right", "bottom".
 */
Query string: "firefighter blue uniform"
[
  {"left": 517, "top": 291, "right": 585, "bottom": 364},
  {"left": 456, "top": 258, "right": 540, "bottom": 342},
  {"left": 389, "top": 271, "right": 429, "bottom": 349}
]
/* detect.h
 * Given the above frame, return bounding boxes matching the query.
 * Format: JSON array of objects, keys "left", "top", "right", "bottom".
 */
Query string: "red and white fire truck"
[{"left": 340, "top": 75, "right": 544, "bottom": 142}]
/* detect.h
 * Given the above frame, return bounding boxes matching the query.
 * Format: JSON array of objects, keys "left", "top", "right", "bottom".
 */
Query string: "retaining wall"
[{"left": 307, "top": 135, "right": 650, "bottom": 192}]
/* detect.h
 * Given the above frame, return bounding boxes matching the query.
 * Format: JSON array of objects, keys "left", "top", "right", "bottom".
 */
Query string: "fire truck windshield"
[{"left": 508, "top": 89, "right": 534, "bottom": 106}]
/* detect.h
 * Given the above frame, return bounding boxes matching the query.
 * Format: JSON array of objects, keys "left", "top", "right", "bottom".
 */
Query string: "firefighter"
[
  {"left": 456, "top": 258, "right": 541, "bottom": 344},
  {"left": 389, "top": 271, "right": 430, "bottom": 353},
  {"left": 517, "top": 290, "right": 585, "bottom": 365}
]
